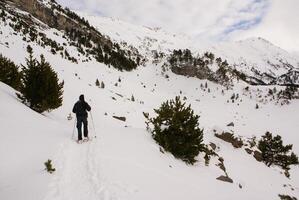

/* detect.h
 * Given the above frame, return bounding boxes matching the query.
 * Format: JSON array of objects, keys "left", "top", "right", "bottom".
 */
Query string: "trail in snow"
[{"left": 43, "top": 139, "right": 112, "bottom": 200}]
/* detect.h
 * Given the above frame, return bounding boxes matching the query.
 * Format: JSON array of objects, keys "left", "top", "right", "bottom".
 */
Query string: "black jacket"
[{"left": 72, "top": 100, "right": 91, "bottom": 118}]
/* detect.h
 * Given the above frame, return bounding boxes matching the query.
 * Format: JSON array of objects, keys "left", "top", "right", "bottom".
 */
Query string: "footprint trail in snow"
[{"left": 43, "top": 140, "right": 112, "bottom": 200}]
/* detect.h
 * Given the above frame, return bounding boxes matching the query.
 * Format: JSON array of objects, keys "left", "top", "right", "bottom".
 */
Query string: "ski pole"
[
  {"left": 89, "top": 111, "right": 97, "bottom": 138},
  {"left": 72, "top": 118, "right": 76, "bottom": 140}
]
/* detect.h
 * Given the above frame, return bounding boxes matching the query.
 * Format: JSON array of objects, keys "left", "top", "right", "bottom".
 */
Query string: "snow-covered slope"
[
  {"left": 207, "top": 37, "right": 299, "bottom": 84},
  {"left": 0, "top": 1, "right": 299, "bottom": 200},
  {"left": 0, "top": 82, "right": 69, "bottom": 200},
  {"left": 79, "top": 13, "right": 193, "bottom": 55},
  {"left": 81, "top": 13, "right": 299, "bottom": 85}
]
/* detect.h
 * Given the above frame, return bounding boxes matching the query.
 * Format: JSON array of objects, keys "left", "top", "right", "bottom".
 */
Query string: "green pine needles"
[
  {"left": 18, "top": 46, "right": 64, "bottom": 113},
  {"left": 145, "top": 96, "right": 204, "bottom": 164},
  {"left": 258, "top": 132, "right": 299, "bottom": 170},
  {"left": 0, "top": 53, "right": 22, "bottom": 90},
  {"left": 44, "top": 159, "right": 55, "bottom": 174}
]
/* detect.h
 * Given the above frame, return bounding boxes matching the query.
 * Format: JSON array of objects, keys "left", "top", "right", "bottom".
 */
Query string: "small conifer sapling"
[{"left": 44, "top": 159, "right": 55, "bottom": 174}]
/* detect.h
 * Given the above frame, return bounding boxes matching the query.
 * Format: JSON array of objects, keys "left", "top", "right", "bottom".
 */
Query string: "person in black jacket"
[{"left": 72, "top": 94, "right": 91, "bottom": 142}]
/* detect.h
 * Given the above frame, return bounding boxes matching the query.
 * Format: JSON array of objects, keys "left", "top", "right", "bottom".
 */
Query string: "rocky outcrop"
[
  {"left": 216, "top": 175, "right": 233, "bottom": 183},
  {"left": 5, "top": 0, "right": 111, "bottom": 47},
  {"left": 167, "top": 50, "right": 233, "bottom": 86},
  {"left": 275, "top": 70, "right": 299, "bottom": 86},
  {"left": 166, "top": 46, "right": 299, "bottom": 87},
  {"left": 3, "top": 0, "right": 140, "bottom": 71},
  {"left": 215, "top": 132, "right": 243, "bottom": 148},
  {"left": 227, "top": 122, "right": 234, "bottom": 127},
  {"left": 171, "top": 64, "right": 212, "bottom": 80},
  {"left": 112, "top": 116, "right": 126, "bottom": 122},
  {"left": 245, "top": 148, "right": 253, "bottom": 154}
]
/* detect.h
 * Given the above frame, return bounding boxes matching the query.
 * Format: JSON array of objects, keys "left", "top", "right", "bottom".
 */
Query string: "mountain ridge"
[
  {"left": 79, "top": 11, "right": 299, "bottom": 86},
  {"left": 2, "top": 0, "right": 299, "bottom": 86},
  {"left": 2, "top": 0, "right": 141, "bottom": 71}
]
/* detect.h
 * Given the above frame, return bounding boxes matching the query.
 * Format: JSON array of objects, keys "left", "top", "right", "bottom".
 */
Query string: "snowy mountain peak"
[
  {"left": 240, "top": 36, "right": 272, "bottom": 44},
  {"left": 77, "top": 11, "right": 299, "bottom": 86}
]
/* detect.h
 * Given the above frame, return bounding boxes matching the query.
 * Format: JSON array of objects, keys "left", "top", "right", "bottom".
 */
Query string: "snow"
[
  {"left": 81, "top": 13, "right": 299, "bottom": 83},
  {"left": 0, "top": 82, "right": 68, "bottom": 200},
  {"left": 0, "top": 6, "right": 299, "bottom": 200},
  {"left": 206, "top": 37, "right": 299, "bottom": 77},
  {"left": 77, "top": 12, "right": 193, "bottom": 55}
]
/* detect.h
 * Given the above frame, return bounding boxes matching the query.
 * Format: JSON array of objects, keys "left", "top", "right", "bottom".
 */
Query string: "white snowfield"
[
  {"left": 1, "top": 9, "right": 299, "bottom": 200},
  {"left": 82, "top": 13, "right": 299, "bottom": 80}
]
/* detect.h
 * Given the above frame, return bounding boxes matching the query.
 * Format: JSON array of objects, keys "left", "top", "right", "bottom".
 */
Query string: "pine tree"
[
  {"left": 0, "top": 54, "right": 22, "bottom": 90},
  {"left": 0, "top": 9, "right": 6, "bottom": 18},
  {"left": 100, "top": 81, "right": 105, "bottom": 89},
  {"left": 95, "top": 78, "right": 100, "bottom": 87},
  {"left": 145, "top": 96, "right": 204, "bottom": 164},
  {"left": 19, "top": 46, "right": 63, "bottom": 113},
  {"left": 258, "top": 132, "right": 299, "bottom": 169},
  {"left": 279, "top": 86, "right": 298, "bottom": 100},
  {"left": 230, "top": 93, "right": 238, "bottom": 100},
  {"left": 131, "top": 94, "right": 135, "bottom": 102}
]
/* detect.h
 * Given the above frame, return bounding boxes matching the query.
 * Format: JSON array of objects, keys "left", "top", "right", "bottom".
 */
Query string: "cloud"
[
  {"left": 56, "top": 0, "right": 299, "bottom": 52},
  {"left": 232, "top": 0, "right": 299, "bottom": 52},
  {"left": 193, "top": 0, "right": 269, "bottom": 41}
]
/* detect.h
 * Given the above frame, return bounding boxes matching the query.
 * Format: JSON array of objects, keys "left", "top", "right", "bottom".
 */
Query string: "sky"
[{"left": 56, "top": 0, "right": 299, "bottom": 52}]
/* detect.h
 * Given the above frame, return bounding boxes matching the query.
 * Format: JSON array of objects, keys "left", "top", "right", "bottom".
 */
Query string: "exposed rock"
[
  {"left": 204, "top": 153, "right": 210, "bottom": 166},
  {"left": 245, "top": 148, "right": 253, "bottom": 154},
  {"left": 253, "top": 150, "right": 263, "bottom": 162},
  {"left": 216, "top": 175, "right": 233, "bottom": 183},
  {"left": 115, "top": 93, "right": 123, "bottom": 97},
  {"left": 218, "top": 157, "right": 224, "bottom": 163},
  {"left": 217, "top": 162, "right": 226, "bottom": 174},
  {"left": 204, "top": 144, "right": 218, "bottom": 166},
  {"left": 209, "top": 142, "right": 217, "bottom": 150},
  {"left": 215, "top": 132, "right": 243, "bottom": 148},
  {"left": 275, "top": 70, "right": 299, "bottom": 86},
  {"left": 3, "top": 0, "right": 141, "bottom": 71},
  {"left": 112, "top": 116, "right": 126, "bottom": 122},
  {"left": 215, "top": 157, "right": 229, "bottom": 177},
  {"left": 6, "top": 0, "right": 111, "bottom": 47},
  {"left": 171, "top": 65, "right": 212, "bottom": 80},
  {"left": 278, "top": 194, "right": 298, "bottom": 200},
  {"left": 227, "top": 122, "right": 234, "bottom": 127}
]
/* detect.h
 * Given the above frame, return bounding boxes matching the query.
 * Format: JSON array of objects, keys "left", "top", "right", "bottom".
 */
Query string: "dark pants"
[{"left": 77, "top": 117, "right": 88, "bottom": 140}]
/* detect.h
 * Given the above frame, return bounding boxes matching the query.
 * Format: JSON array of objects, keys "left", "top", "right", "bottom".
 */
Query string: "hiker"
[{"left": 72, "top": 94, "right": 91, "bottom": 143}]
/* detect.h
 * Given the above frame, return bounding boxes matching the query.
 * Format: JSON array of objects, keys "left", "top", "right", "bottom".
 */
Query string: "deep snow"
[{"left": 0, "top": 7, "right": 299, "bottom": 200}]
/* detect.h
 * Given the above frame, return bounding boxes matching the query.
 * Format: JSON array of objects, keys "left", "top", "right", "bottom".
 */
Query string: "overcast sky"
[{"left": 57, "top": 0, "right": 299, "bottom": 52}]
